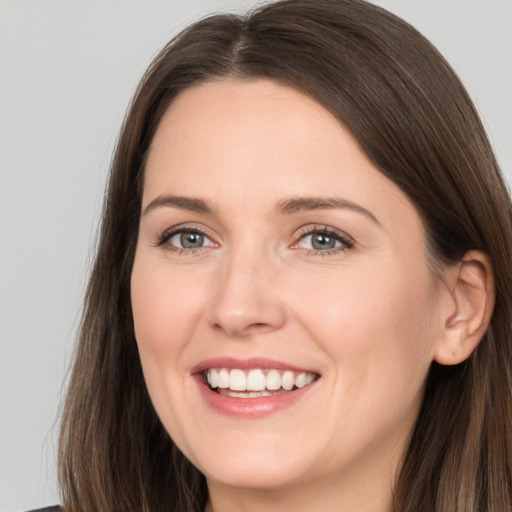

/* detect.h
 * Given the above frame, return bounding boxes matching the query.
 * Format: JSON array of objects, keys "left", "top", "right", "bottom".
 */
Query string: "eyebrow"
[
  {"left": 275, "top": 196, "right": 380, "bottom": 225},
  {"left": 142, "top": 195, "right": 217, "bottom": 216},
  {"left": 142, "top": 194, "right": 380, "bottom": 225}
]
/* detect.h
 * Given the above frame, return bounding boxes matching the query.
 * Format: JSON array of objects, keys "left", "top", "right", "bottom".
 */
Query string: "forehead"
[
  {"left": 143, "top": 79, "right": 415, "bottom": 226},
  {"left": 146, "top": 79, "right": 346, "bottom": 179}
]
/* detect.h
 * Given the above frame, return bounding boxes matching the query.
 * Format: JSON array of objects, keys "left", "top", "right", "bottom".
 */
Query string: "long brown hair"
[{"left": 58, "top": 1, "right": 512, "bottom": 511}]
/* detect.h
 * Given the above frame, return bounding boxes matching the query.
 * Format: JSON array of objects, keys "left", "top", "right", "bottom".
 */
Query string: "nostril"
[
  {"left": 206, "top": 272, "right": 287, "bottom": 335},
  {"left": 210, "top": 318, "right": 282, "bottom": 337}
]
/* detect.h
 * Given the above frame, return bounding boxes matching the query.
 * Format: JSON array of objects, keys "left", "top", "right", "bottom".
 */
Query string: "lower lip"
[{"left": 194, "top": 376, "right": 317, "bottom": 418}]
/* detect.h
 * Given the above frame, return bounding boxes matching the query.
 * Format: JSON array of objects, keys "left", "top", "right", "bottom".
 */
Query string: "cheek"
[
  {"left": 290, "top": 262, "right": 438, "bottom": 402},
  {"left": 130, "top": 256, "right": 211, "bottom": 442},
  {"left": 131, "top": 257, "right": 207, "bottom": 356},
  {"left": 129, "top": 255, "right": 213, "bottom": 425}
]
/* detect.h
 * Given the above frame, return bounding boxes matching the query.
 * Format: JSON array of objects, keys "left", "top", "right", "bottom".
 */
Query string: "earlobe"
[{"left": 433, "top": 251, "right": 495, "bottom": 366}]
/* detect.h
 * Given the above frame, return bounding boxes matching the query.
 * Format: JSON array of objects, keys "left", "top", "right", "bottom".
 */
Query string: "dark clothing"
[{"left": 26, "top": 507, "right": 61, "bottom": 512}]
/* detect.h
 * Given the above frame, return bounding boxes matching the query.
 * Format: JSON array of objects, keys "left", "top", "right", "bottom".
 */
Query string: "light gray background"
[{"left": 1, "top": 1, "right": 511, "bottom": 510}]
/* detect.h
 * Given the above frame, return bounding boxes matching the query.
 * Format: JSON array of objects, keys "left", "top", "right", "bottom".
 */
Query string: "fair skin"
[{"left": 131, "top": 79, "right": 493, "bottom": 512}]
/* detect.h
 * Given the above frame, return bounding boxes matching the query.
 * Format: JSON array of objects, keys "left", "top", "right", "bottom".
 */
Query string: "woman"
[{"left": 46, "top": 0, "right": 512, "bottom": 511}]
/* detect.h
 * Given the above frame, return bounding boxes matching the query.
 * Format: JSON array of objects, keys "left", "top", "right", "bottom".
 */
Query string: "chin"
[
  {"left": 178, "top": 429, "right": 310, "bottom": 490},
  {"left": 200, "top": 458, "right": 304, "bottom": 491}
]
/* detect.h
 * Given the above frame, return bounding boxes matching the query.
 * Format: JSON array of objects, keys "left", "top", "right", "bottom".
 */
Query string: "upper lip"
[{"left": 190, "top": 357, "right": 319, "bottom": 375}]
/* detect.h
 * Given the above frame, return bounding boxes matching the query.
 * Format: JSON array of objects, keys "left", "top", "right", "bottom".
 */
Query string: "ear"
[{"left": 434, "top": 251, "right": 495, "bottom": 366}]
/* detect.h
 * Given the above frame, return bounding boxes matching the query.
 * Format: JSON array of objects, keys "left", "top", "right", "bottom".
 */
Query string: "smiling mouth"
[{"left": 203, "top": 368, "right": 319, "bottom": 398}]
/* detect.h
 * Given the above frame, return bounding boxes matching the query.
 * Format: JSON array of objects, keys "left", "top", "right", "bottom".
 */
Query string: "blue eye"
[
  {"left": 162, "top": 229, "right": 215, "bottom": 250},
  {"left": 297, "top": 228, "right": 354, "bottom": 253},
  {"left": 301, "top": 232, "right": 340, "bottom": 250}
]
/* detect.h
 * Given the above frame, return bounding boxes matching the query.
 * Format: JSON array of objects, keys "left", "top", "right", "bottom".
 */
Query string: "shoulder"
[{"left": 26, "top": 507, "right": 61, "bottom": 512}]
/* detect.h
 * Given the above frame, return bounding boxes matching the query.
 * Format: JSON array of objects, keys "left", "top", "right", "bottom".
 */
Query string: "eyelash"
[
  {"left": 295, "top": 225, "right": 355, "bottom": 256},
  {"left": 156, "top": 224, "right": 355, "bottom": 256},
  {"left": 156, "top": 225, "right": 215, "bottom": 255}
]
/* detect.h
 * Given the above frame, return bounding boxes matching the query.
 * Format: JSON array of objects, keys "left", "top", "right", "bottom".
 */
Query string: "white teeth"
[
  {"left": 219, "top": 389, "right": 274, "bottom": 398},
  {"left": 282, "top": 370, "right": 295, "bottom": 391},
  {"left": 228, "top": 391, "right": 250, "bottom": 398},
  {"left": 205, "top": 367, "right": 317, "bottom": 394},
  {"left": 217, "top": 368, "right": 230, "bottom": 389},
  {"left": 266, "top": 369, "right": 281, "bottom": 390},
  {"left": 295, "top": 372, "right": 307, "bottom": 388},
  {"left": 229, "top": 369, "right": 246, "bottom": 391},
  {"left": 209, "top": 368, "right": 219, "bottom": 388},
  {"left": 246, "top": 369, "right": 266, "bottom": 391}
]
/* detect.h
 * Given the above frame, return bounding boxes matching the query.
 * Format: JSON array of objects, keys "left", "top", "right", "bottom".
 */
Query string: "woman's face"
[{"left": 131, "top": 79, "right": 451, "bottom": 500}]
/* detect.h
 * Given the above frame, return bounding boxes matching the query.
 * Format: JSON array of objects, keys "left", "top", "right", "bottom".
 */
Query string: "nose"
[{"left": 206, "top": 250, "right": 287, "bottom": 338}]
